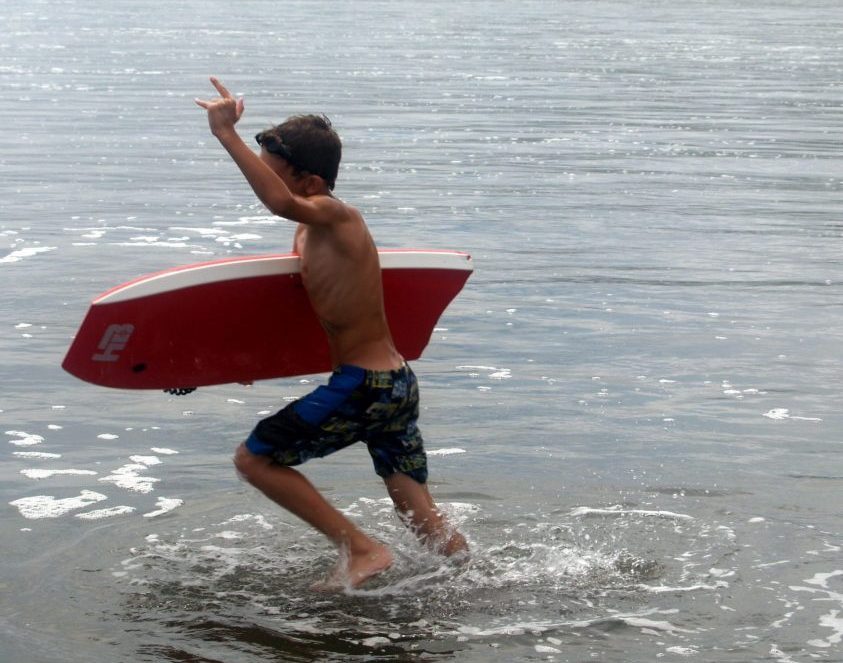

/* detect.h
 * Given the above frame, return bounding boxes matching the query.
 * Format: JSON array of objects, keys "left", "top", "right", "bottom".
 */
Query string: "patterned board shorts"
[{"left": 245, "top": 363, "right": 428, "bottom": 484}]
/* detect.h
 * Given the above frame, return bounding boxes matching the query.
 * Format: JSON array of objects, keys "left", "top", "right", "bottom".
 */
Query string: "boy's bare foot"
[
  {"left": 312, "top": 542, "right": 394, "bottom": 592},
  {"left": 440, "top": 530, "right": 470, "bottom": 558}
]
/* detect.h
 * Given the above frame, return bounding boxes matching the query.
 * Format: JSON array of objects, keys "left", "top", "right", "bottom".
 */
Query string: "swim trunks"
[{"left": 245, "top": 363, "right": 428, "bottom": 483}]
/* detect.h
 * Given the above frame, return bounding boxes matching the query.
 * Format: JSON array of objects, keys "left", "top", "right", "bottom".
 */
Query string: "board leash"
[{"left": 164, "top": 388, "right": 197, "bottom": 396}]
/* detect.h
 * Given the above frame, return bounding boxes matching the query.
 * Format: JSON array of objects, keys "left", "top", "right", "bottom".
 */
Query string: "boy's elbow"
[
  {"left": 264, "top": 196, "right": 293, "bottom": 219},
  {"left": 266, "top": 203, "right": 288, "bottom": 219}
]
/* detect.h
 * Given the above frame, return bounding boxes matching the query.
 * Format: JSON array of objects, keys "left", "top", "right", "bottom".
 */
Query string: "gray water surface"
[{"left": 2, "top": 1, "right": 842, "bottom": 661}]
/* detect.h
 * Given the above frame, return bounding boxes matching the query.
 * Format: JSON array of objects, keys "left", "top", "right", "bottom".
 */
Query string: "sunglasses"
[{"left": 255, "top": 133, "right": 308, "bottom": 174}]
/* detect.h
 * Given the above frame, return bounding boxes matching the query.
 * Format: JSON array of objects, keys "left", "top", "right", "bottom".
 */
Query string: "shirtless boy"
[{"left": 195, "top": 77, "right": 467, "bottom": 588}]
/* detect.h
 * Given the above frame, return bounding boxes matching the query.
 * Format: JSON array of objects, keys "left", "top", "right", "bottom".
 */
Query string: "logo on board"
[{"left": 92, "top": 324, "right": 135, "bottom": 362}]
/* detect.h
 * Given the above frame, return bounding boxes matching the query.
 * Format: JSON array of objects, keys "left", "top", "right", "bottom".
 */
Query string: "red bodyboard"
[{"left": 62, "top": 250, "right": 472, "bottom": 389}]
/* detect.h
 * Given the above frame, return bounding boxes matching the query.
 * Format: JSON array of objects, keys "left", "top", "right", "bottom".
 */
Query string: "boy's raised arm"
[{"left": 195, "top": 77, "right": 345, "bottom": 226}]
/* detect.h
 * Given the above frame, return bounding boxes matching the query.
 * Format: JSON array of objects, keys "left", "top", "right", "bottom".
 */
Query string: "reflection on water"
[{"left": 3, "top": 0, "right": 842, "bottom": 661}]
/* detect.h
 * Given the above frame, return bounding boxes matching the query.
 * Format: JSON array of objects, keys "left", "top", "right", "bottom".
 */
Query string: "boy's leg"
[
  {"left": 383, "top": 472, "right": 468, "bottom": 556},
  {"left": 234, "top": 443, "right": 392, "bottom": 587}
]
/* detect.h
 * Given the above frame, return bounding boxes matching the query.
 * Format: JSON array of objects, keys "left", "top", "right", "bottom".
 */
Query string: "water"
[{"left": 2, "top": 0, "right": 842, "bottom": 660}]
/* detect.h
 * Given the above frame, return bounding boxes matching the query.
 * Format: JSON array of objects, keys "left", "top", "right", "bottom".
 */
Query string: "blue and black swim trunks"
[{"left": 245, "top": 363, "right": 428, "bottom": 484}]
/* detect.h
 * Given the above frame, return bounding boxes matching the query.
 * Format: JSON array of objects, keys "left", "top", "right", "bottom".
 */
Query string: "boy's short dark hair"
[{"left": 255, "top": 114, "right": 341, "bottom": 190}]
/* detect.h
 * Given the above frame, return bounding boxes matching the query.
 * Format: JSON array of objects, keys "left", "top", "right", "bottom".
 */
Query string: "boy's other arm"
[{"left": 195, "top": 77, "right": 346, "bottom": 227}]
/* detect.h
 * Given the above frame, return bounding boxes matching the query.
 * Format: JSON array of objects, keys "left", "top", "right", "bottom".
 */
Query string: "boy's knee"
[{"left": 233, "top": 442, "right": 267, "bottom": 482}]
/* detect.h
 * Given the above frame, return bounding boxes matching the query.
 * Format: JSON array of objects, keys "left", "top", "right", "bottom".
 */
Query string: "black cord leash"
[{"left": 164, "top": 388, "right": 197, "bottom": 396}]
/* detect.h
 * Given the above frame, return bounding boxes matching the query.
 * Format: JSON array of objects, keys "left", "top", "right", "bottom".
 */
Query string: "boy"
[{"left": 195, "top": 77, "right": 468, "bottom": 588}]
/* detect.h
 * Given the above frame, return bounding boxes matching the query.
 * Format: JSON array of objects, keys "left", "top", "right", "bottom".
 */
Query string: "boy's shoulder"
[{"left": 310, "top": 193, "right": 362, "bottom": 220}]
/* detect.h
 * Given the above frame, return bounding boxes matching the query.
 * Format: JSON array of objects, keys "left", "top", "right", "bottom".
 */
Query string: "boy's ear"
[{"left": 303, "top": 174, "right": 327, "bottom": 195}]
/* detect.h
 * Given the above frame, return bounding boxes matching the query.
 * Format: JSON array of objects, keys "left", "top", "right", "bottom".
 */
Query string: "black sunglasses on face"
[{"left": 255, "top": 133, "right": 307, "bottom": 173}]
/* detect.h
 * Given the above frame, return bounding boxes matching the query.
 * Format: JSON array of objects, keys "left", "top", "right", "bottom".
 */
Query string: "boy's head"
[{"left": 255, "top": 114, "right": 341, "bottom": 191}]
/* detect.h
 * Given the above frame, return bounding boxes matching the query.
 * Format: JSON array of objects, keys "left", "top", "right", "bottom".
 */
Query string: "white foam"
[
  {"left": 805, "top": 570, "right": 843, "bottom": 590},
  {"left": 97, "top": 433, "right": 119, "bottom": 440},
  {"left": 130, "top": 455, "right": 161, "bottom": 466},
  {"left": 99, "top": 462, "right": 159, "bottom": 493},
  {"left": 216, "top": 216, "right": 277, "bottom": 225},
  {"left": 216, "top": 233, "right": 262, "bottom": 242},
  {"left": 489, "top": 370, "right": 511, "bottom": 380},
  {"left": 642, "top": 581, "right": 728, "bottom": 594},
  {"left": 13, "top": 451, "right": 62, "bottom": 459},
  {"left": 21, "top": 469, "right": 97, "bottom": 479},
  {"left": 763, "top": 408, "right": 822, "bottom": 422},
  {"left": 6, "top": 430, "right": 44, "bottom": 446},
  {"left": 151, "top": 447, "right": 179, "bottom": 455},
  {"left": 807, "top": 610, "right": 843, "bottom": 649},
  {"left": 457, "top": 623, "right": 538, "bottom": 637},
  {"left": 570, "top": 505, "right": 694, "bottom": 521},
  {"left": 428, "top": 448, "right": 467, "bottom": 456},
  {"left": 764, "top": 408, "right": 789, "bottom": 420},
  {"left": 457, "top": 364, "right": 511, "bottom": 380},
  {"left": 769, "top": 644, "right": 799, "bottom": 663},
  {"left": 10, "top": 490, "right": 107, "bottom": 519},
  {"left": 755, "top": 560, "right": 791, "bottom": 569},
  {"left": 0, "top": 246, "right": 57, "bottom": 264},
  {"left": 709, "top": 568, "right": 735, "bottom": 579},
  {"left": 222, "top": 513, "right": 275, "bottom": 530},
  {"left": 613, "top": 615, "right": 693, "bottom": 635},
  {"left": 120, "top": 237, "right": 190, "bottom": 248},
  {"left": 143, "top": 497, "right": 183, "bottom": 518},
  {"left": 455, "top": 609, "right": 690, "bottom": 639},
  {"left": 76, "top": 505, "right": 136, "bottom": 520},
  {"left": 216, "top": 531, "right": 243, "bottom": 540},
  {"left": 790, "top": 571, "right": 843, "bottom": 648},
  {"left": 361, "top": 637, "right": 391, "bottom": 648},
  {"left": 535, "top": 644, "right": 561, "bottom": 654},
  {"left": 666, "top": 647, "right": 698, "bottom": 657},
  {"left": 170, "top": 225, "right": 228, "bottom": 236}
]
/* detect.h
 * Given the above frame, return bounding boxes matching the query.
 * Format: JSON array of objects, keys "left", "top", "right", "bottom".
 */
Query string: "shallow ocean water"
[{"left": 2, "top": 1, "right": 842, "bottom": 661}]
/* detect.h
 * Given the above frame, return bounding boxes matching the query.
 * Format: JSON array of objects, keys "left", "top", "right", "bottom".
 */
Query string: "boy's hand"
[{"left": 195, "top": 76, "right": 245, "bottom": 137}]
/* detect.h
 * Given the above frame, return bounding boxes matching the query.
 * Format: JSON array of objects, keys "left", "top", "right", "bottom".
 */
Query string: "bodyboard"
[{"left": 62, "top": 249, "right": 472, "bottom": 389}]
